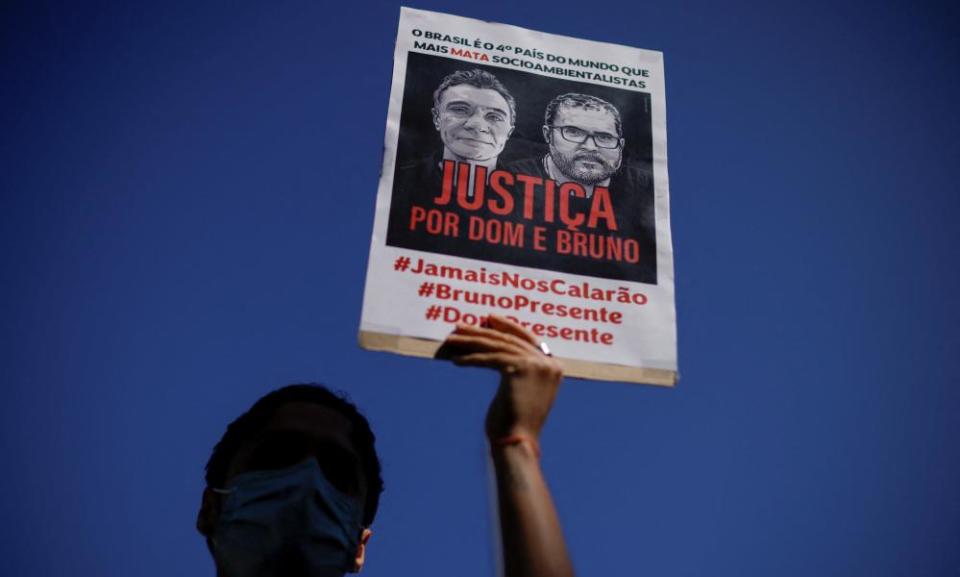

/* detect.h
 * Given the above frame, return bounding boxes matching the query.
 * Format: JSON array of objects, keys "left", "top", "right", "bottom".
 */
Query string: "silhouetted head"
[{"left": 198, "top": 384, "right": 383, "bottom": 576}]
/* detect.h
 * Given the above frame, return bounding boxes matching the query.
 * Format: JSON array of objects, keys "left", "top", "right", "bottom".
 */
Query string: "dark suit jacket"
[{"left": 503, "top": 156, "right": 657, "bottom": 284}]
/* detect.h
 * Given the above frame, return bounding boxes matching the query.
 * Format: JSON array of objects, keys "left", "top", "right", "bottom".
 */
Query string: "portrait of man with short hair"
[
  {"left": 504, "top": 92, "right": 657, "bottom": 284},
  {"left": 386, "top": 64, "right": 518, "bottom": 257},
  {"left": 541, "top": 93, "right": 625, "bottom": 196},
  {"left": 431, "top": 68, "right": 516, "bottom": 169}
]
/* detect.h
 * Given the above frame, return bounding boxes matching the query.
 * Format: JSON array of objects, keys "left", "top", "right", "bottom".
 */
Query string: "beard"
[{"left": 551, "top": 149, "right": 621, "bottom": 185}]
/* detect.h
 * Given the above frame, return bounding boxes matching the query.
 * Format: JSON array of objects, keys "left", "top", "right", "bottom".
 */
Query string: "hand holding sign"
[
  {"left": 437, "top": 313, "right": 573, "bottom": 577},
  {"left": 437, "top": 314, "right": 562, "bottom": 442}
]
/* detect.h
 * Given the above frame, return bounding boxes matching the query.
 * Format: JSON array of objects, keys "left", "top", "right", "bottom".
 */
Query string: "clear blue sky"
[{"left": 2, "top": 1, "right": 958, "bottom": 576}]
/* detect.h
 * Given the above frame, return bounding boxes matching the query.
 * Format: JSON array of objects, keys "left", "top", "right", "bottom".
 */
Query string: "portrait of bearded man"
[{"left": 541, "top": 93, "right": 625, "bottom": 197}]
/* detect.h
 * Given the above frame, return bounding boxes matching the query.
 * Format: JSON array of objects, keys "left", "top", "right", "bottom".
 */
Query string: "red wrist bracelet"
[{"left": 492, "top": 434, "right": 541, "bottom": 459}]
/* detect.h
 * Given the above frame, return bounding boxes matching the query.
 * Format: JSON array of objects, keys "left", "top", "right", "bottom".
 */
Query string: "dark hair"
[
  {"left": 432, "top": 68, "right": 517, "bottom": 125},
  {"left": 544, "top": 93, "right": 623, "bottom": 137},
  {"left": 204, "top": 384, "right": 383, "bottom": 527}
]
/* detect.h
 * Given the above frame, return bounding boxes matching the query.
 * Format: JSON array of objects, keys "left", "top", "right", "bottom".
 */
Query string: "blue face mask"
[{"left": 211, "top": 458, "right": 363, "bottom": 577}]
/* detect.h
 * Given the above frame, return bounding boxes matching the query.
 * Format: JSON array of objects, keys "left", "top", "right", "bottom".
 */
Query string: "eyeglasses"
[{"left": 548, "top": 125, "right": 621, "bottom": 149}]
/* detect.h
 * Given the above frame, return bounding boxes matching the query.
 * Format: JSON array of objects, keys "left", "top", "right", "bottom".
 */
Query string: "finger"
[
  {"left": 451, "top": 351, "right": 523, "bottom": 371},
  {"left": 434, "top": 340, "right": 467, "bottom": 360},
  {"left": 442, "top": 333, "right": 528, "bottom": 356},
  {"left": 437, "top": 324, "right": 517, "bottom": 359},
  {"left": 454, "top": 320, "right": 540, "bottom": 354},
  {"left": 485, "top": 314, "right": 541, "bottom": 348}
]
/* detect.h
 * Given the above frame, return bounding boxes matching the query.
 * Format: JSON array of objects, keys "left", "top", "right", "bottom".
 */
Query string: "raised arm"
[{"left": 437, "top": 314, "right": 575, "bottom": 577}]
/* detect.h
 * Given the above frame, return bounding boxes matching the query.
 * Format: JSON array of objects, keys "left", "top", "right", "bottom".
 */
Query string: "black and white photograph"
[{"left": 385, "top": 51, "right": 657, "bottom": 285}]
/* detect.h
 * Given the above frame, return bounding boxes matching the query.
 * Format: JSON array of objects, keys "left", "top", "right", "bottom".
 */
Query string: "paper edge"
[{"left": 359, "top": 330, "right": 677, "bottom": 387}]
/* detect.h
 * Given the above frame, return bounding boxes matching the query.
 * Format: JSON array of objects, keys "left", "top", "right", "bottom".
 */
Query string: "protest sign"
[{"left": 359, "top": 7, "right": 677, "bottom": 385}]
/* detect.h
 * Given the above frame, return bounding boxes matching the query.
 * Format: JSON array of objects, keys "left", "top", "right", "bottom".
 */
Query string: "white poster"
[{"left": 360, "top": 7, "right": 677, "bottom": 385}]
